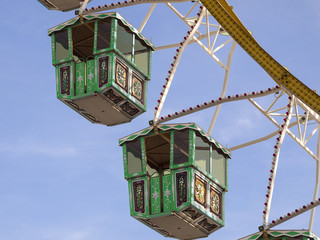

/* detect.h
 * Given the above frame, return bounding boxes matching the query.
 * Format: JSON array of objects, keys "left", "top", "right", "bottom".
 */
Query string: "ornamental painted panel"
[
  {"left": 133, "top": 180, "right": 145, "bottom": 213},
  {"left": 86, "top": 59, "right": 96, "bottom": 93},
  {"left": 210, "top": 185, "right": 222, "bottom": 219},
  {"left": 151, "top": 177, "right": 161, "bottom": 214},
  {"left": 104, "top": 89, "right": 124, "bottom": 104},
  {"left": 194, "top": 175, "right": 207, "bottom": 208},
  {"left": 75, "top": 62, "right": 85, "bottom": 96},
  {"left": 115, "top": 59, "right": 128, "bottom": 91},
  {"left": 198, "top": 218, "right": 218, "bottom": 232},
  {"left": 98, "top": 56, "right": 109, "bottom": 87},
  {"left": 176, "top": 171, "right": 188, "bottom": 207},
  {"left": 120, "top": 102, "right": 139, "bottom": 116},
  {"left": 131, "top": 73, "right": 144, "bottom": 103},
  {"left": 60, "top": 66, "right": 70, "bottom": 95},
  {"left": 163, "top": 175, "right": 173, "bottom": 212}
]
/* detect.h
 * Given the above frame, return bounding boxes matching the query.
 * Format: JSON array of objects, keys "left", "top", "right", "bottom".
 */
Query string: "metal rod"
[
  {"left": 138, "top": 3, "right": 157, "bottom": 32},
  {"left": 208, "top": 40, "right": 236, "bottom": 135},
  {"left": 309, "top": 130, "right": 320, "bottom": 231},
  {"left": 229, "top": 122, "right": 298, "bottom": 151}
]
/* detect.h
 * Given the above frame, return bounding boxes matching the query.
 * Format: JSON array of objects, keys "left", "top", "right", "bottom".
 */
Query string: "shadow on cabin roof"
[
  {"left": 118, "top": 123, "right": 231, "bottom": 158},
  {"left": 38, "top": 0, "right": 92, "bottom": 12},
  {"left": 238, "top": 229, "right": 319, "bottom": 240},
  {"left": 48, "top": 12, "right": 155, "bottom": 50}
]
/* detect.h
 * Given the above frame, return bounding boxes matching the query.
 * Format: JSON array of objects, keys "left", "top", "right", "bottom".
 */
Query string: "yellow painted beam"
[{"left": 201, "top": 0, "right": 320, "bottom": 114}]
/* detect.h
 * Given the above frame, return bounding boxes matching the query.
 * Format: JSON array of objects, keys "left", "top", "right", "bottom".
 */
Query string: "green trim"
[
  {"left": 119, "top": 123, "right": 231, "bottom": 158},
  {"left": 239, "top": 230, "right": 319, "bottom": 240},
  {"left": 48, "top": 12, "right": 155, "bottom": 50}
]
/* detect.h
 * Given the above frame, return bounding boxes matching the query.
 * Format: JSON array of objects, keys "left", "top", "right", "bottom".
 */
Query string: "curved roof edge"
[
  {"left": 238, "top": 229, "right": 319, "bottom": 240},
  {"left": 118, "top": 123, "right": 231, "bottom": 158},
  {"left": 48, "top": 12, "right": 155, "bottom": 50}
]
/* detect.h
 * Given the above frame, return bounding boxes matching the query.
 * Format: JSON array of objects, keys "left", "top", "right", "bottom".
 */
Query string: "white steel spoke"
[
  {"left": 155, "top": 30, "right": 218, "bottom": 51},
  {"left": 138, "top": 3, "right": 157, "bottom": 32},
  {"left": 229, "top": 122, "right": 298, "bottom": 151},
  {"left": 263, "top": 97, "right": 294, "bottom": 226},
  {"left": 210, "top": 25, "right": 221, "bottom": 52},
  {"left": 302, "top": 110, "right": 310, "bottom": 143},
  {"left": 265, "top": 90, "right": 285, "bottom": 112},
  {"left": 184, "top": 1, "right": 198, "bottom": 19},
  {"left": 305, "top": 125, "right": 320, "bottom": 145},
  {"left": 309, "top": 131, "right": 320, "bottom": 231},
  {"left": 212, "top": 38, "right": 233, "bottom": 54},
  {"left": 207, "top": 40, "right": 236, "bottom": 134},
  {"left": 154, "top": 7, "right": 205, "bottom": 122},
  {"left": 206, "top": 10, "right": 210, "bottom": 49},
  {"left": 294, "top": 98, "right": 302, "bottom": 140},
  {"left": 192, "top": 36, "right": 227, "bottom": 69}
]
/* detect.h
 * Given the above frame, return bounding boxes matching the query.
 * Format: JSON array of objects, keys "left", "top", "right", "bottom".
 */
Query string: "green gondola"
[
  {"left": 49, "top": 12, "right": 154, "bottom": 126},
  {"left": 239, "top": 229, "right": 319, "bottom": 240},
  {"left": 119, "top": 123, "right": 231, "bottom": 239}
]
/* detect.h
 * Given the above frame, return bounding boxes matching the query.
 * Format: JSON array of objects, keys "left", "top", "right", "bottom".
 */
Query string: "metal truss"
[
  {"left": 81, "top": 1, "right": 237, "bottom": 123},
  {"left": 81, "top": 0, "right": 320, "bottom": 234}
]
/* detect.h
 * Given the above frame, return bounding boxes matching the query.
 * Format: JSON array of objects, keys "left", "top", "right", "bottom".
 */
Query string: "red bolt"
[
  {"left": 252, "top": 92, "right": 255, "bottom": 95},
  {"left": 236, "top": 94, "right": 239, "bottom": 97},
  {"left": 287, "top": 213, "right": 291, "bottom": 216},
  {"left": 211, "top": 100, "right": 215, "bottom": 103},
  {"left": 244, "top": 93, "right": 247, "bottom": 96},
  {"left": 155, "top": 107, "right": 158, "bottom": 110},
  {"left": 228, "top": 96, "right": 231, "bottom": 99},
  {"left": 175, "top": 112, "right": 178, "bottom": 115},
  {"left": 182, "top": 109, "right": 186, "bottom": 113},
  {"left": 189, "top": 107, "right": 193, "bottom": 110}
]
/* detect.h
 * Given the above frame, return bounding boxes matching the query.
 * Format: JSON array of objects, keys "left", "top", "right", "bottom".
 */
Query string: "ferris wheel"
[{"left": 39, "top": 0, "right": 320, "bottom": 239}]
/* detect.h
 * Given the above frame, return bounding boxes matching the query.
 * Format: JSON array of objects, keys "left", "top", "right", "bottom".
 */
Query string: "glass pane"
[
  {"left": 195, "top": 133, "right": 210, "bottom": 173},
  {"left": 173, "top": 129, "right": 189, "bottom": 165},
  {"left": 55, "top": 29, "right": 69, "bottom": 61},
  {"left": 134, "top": 36, "right": 149, "bottom": 75},
  {"left": 127, "top": 140, "right": 143, "bottom": 175},
  {"left": 212, "top": 150, "right": 226, "bottom": 186},
  {"left": 72, "top": 22, "right": 94, "bottom": 61},
  {"left": 97, "top": 18, "right": 111, "bottom": 50},
  {"left": 116, "top": 21, "right": 133, "bottom": 61}
]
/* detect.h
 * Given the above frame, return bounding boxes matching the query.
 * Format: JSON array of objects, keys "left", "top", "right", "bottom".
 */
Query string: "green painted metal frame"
[{"left": 121, "top": 123, "right": 229, "bottom": 233}]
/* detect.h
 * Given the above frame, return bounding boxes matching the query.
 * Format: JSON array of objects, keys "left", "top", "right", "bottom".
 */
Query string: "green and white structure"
[
  {"left": 119, "top": 123, "right": 230, "bottom": 239},
  {"left": 239, "top": 229, "right": 319, "bottom": 240},
  {"left": 49, "top": 12, "right": 154, "bottom": 126}
]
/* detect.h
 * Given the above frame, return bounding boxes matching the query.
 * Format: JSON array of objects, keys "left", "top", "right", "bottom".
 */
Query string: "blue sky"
[{"left": 0, "top": 0, "right": 320, "bottom": 239}]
